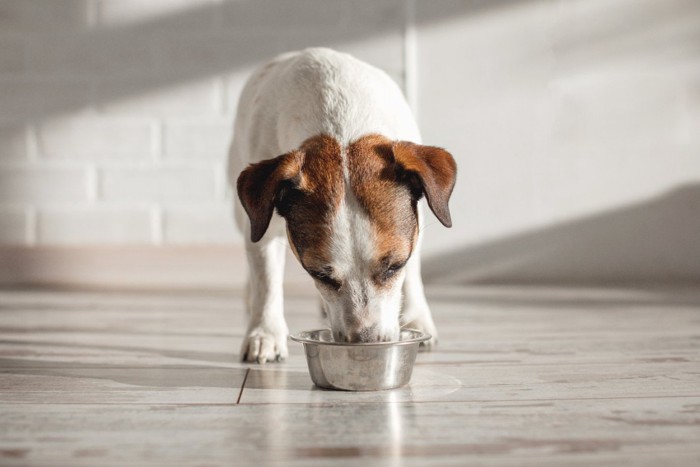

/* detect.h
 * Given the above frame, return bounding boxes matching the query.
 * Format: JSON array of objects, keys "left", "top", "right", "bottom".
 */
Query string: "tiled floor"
[{"left": 1, "top": 285, "right": 699, "bottom": 465}]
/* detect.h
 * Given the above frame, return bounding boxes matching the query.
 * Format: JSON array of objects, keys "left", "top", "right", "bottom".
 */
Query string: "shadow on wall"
[
  {"left": 7, "top": 0, "right": 696, "bottom": 120},
  {"left": 423, "top": 184, "right": 700, "bottom": 285},
  {"left": 0, "top": 0, "right": 532, "bottom": 121}
]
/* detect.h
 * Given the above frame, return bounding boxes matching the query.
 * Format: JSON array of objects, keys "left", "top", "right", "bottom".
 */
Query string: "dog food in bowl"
[{"left": 289, "top": 329, "right": 430, "bottom": 391}]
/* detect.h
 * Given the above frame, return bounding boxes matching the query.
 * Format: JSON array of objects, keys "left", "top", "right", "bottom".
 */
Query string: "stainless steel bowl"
[{"left": 289, "top": 329, "right": 431, "bottom": 391}]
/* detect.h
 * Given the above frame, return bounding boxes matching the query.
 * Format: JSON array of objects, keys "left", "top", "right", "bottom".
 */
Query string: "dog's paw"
[
  {"left": 403, "top": 314, "right": 439, "bottom": 351},
  {"left": 240, "top": 326, "right": 289, "bottom": 364}
]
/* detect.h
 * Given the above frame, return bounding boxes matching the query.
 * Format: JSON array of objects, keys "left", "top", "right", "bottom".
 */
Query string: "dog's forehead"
[
  {"left": 297, "top": 134, "right": 344, "bottom": 197},
  {"left": 346, "top": 134, "right": 417, "bottom": 261},
  {"left": 299, "top": 133, "right": 403, "bottom": 202},
  {"left": 291, "top": 134, "right": 416, "bottom": 268}
]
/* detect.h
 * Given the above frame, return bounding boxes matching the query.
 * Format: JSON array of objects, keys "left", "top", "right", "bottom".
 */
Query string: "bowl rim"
[{"left": 289, "top": 328, "right": 431, "bottom": 347}]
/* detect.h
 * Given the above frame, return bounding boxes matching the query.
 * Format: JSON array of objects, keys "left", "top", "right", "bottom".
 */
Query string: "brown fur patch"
[
  {"left": 237, "top": 150, "right": 303, "bottom": 242},
  {"left": 392, "top": 141, "right": 457, "bottom": 227},
  {"left": 278, "top": 135, "right": 344, "bottom": 270},
  {"left": 347, "top": 134, "right": 418, "bottom": 286}
]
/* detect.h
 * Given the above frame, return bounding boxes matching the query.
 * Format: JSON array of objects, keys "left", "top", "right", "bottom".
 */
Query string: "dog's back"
[{"left": 229, "top": 48, "right": 420, "bottom": 178}]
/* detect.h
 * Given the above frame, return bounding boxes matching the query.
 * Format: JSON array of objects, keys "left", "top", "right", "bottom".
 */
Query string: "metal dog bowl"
[{"left": 289, "top": 329, "right": 431, "bottom": 391}]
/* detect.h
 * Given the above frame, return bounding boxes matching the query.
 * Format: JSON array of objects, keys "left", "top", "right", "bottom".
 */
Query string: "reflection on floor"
[{"left": 1, "top": 285, "right": 699, "bottom": 465}]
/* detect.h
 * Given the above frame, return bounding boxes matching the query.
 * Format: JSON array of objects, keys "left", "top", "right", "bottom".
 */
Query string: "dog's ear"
[
  {"left": 392, "top": 141, "right": 457, "bottom": 227},
  {"left": 237, "top": 151, "right": 303, "bottom": 242}
]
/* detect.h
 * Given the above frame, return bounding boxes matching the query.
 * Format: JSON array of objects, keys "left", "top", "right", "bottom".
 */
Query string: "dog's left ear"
[
  {"left": 237, "top": 151, "right": 303, "bottom": 242},
  {"left": 392, "top": 141, "right": 457, "bottom": 227}
]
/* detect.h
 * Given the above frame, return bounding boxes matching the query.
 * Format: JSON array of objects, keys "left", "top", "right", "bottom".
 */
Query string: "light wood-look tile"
[
  {"left": 1, "top": 398, "right": 699, "bottom": 465},
  {"left": 0, "top": 367, "right": 248, "bottom": 405},
  {"left": 1, "top": 286, "right": 699, "bottom": 465}
]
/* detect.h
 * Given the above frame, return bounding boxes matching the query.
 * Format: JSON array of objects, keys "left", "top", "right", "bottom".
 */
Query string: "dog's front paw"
[
  {"left": 240, "top": 325, "right": 289, "bottom": 364},
  {"left": 403, "top": 313, "right": 439, "bottom": 351}
]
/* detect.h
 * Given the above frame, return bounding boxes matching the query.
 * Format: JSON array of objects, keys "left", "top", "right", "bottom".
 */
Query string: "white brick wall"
[
  {"left": 0, "top": 0, "right": 88, "bottom": 33},
  {"left": 95, "top": 78, "right": 221, "bottom": 116},
  {"left": 96, "top": 0, "right": 218, "bottom": 30},
  {"left": 163, "top": 207, "right": 239, "bottom": 244},
  {"left": 0, "top": 36, "right": 25, "bottom": 73},
  {"left": 0, "top": 0, "right": 407, "bottom": 249},
  {"left": 0, "top": 206, "right": 27, "bottom": 244},
  {"left": 27, "top": 34, "right": 154, "bottom": 78},
  {"left": 0, "top": 0, "right": 698, "bottom": 283},
  {"left": 163, "top": 118, "right": 231, "bottom": 161},
  {"left": 36, "top": 116, "right": 153, "bottom": 160},
  {"left": 100, "top": 167, "right": 218, "bottom": 204},
  {"left": 37, "top": 207, "right": 152, "bottom": 244},
  {"left": 0, "top": 77, "right": 93, "bottom": 120},
  {"left": 0, "top": 168, "right": 88, "bottom": 204},
  {"left": 0, "top": 125, "right": 28, "bottom": 161}
]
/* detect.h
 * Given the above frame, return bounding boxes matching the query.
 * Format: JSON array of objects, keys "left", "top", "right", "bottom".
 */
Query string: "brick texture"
[
  {"left": 95, "top": 77, "right": 220, "bottom": 116},
  {"left": 36, "top": 117, "right": 153, "bottom": 160},
  {"left": 0, "top": 207, "right": 27, "bottom": 244},
  {"left": 99, "top": 167, "right": 218, "bottom": 204},
  {"left": 27, "top": 34, "right": 154, "bottom": 78},
  {"left": 163, "top": 206, "right": 240, "bottom": 244},
  {"left": 0, "top": 168, "right": 87, "bottom": 204},
  {"left": 163, "top": 118, "right": 231, "bottom": 160},
  {"left": 0, "top": 0, "right": 407, "bottom": 247},
  {"left": 0, "top": 0, "right": 88, "bottom": 33},
  {"left": 0, "top": 36, "right": 26, "bottom": 73},
  {"left": 0, "top": 124, "right": 28, "bottom": 161},
  {"left": 0, "top": 78, "right": 92, "bottom": 121},
  {"left": 37, "top": 207, "right": 152, "bottom": 244},
  {"left": 96, "top": 0, "right": 217, "bottom": 31}
]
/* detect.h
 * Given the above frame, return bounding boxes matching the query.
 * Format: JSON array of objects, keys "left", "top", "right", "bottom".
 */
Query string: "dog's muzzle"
[{"left": 333, "top": 325, "right": 398, "bottom": 343}]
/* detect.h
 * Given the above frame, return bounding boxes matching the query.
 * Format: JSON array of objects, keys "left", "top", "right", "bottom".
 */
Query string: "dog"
[{"left": 229, "top": 48, "right": 456, "bottom": 363}]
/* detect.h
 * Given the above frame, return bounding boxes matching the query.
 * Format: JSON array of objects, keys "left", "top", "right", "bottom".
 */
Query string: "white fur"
[
  {"left": 229, "top": 48, "right": 437, "bottom": 363},
  {"left": 321, "top": 186, "right": 403, "bottom": 343}
]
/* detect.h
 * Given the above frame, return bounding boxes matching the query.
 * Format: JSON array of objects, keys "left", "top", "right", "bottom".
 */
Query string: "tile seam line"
[
  {"left": 230, "top": 394, "right": 700, "bottom": 406},
  {"left": 0, "top": 366, "right": 251, "bottom": 370},
  {"left": 236, "top": 367, "right": 250, "bottom": 404},
  {"left": 3, "top": 394, "right": 700, "bottom": 408},
  {"left": 1, "top": 360, "right": 696, "bottom": 369}
]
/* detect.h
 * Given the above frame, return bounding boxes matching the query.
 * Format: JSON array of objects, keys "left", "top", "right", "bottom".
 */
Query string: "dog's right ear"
[
  {"left": 392, "top": 142, "right": 457, "bottom": 228},
  {"left": 237, "top": 151, "right": 303, "bottom": 243}
]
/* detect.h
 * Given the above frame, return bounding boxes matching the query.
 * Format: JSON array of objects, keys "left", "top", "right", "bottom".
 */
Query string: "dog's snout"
[
  {"left": 355, "top": 325, "right": 380, "bottom": 343},
  {"left": 333, "top": 325, "right": 395, "bottom": 343}
]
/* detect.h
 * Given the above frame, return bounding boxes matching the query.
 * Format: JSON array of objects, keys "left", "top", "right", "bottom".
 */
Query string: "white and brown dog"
[{"left": 229, "top": 48, "right": 456, "bottom": 363}]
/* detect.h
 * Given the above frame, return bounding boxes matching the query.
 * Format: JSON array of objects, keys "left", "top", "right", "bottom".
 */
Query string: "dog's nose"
[{"left": 336, "top": 325, "right": 394, "bottom": 343}]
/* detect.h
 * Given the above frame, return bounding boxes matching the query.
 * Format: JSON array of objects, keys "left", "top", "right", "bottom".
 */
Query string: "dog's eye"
[
  {"left": 381, "top": 262, "right": 405, "bottom": 282},
  {"left": 308, "top": 269, "right": 341, "bottom": 291},
  {"left": 275, "top": 182, "right": 302, "bottom": 217}
]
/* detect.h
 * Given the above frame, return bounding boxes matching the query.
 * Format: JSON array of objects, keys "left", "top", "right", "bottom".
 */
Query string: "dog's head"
[{"left": 237, "top": 134, "right": 456, "bottom": 342}]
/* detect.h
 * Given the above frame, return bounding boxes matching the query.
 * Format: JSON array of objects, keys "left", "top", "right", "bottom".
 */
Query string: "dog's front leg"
[
  {"left": 241, "top": 235, "right": 289, "bottom": 363},
  {"left": 401, "top": 237, "right": 438, "bottom": 349}
]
